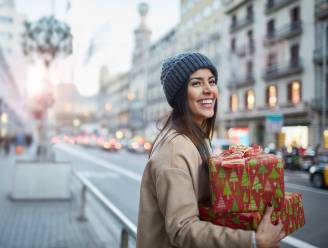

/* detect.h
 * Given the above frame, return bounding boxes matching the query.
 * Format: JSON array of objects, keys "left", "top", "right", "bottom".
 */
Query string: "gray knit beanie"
[{"left": 160, "top": 52, "right": 218, "bottom": 108}]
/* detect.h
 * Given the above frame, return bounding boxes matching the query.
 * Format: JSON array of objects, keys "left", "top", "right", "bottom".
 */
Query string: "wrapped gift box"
[
  {"left": 199, "top": 192, "right": 305, "bottom": 236},
  {"left": 209, "top": 145, "right": 285, "bottom": 213}
]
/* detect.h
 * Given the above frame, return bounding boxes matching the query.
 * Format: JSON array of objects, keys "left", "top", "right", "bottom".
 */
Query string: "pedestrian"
[{"left": 136, "top": 52, "right": 285, "bottom": 248}]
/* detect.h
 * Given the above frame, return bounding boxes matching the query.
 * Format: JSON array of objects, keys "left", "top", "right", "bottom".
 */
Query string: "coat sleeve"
[{"left": 153, "top": 138, "right": 253, "bottom": 248}]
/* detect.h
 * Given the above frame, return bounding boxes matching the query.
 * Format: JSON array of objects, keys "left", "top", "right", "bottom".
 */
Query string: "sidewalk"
[{"left": 0, "top": 151, "right": 116, "bottom": 248}]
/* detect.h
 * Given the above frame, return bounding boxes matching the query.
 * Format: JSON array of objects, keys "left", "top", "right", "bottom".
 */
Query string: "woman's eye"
[
  {"left": 192, "top": 81, "right": 201, "bottom": 87},
  {"left": 209, "top": 80, "right": 216, "bottom": 85}
]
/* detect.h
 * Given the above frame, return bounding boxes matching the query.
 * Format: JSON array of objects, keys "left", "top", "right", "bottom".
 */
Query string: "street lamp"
[{"left": 22, "top": 16, "right": 72, "bottom": 161}]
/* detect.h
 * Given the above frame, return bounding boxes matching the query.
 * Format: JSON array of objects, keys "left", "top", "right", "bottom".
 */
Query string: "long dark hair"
[{"left": 149, "top": 78, "right": 217, "bottom": 168}]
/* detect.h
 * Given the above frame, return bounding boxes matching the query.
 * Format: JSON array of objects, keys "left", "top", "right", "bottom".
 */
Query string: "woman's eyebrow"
[{"left": 189, "top": 76, "right": 215, "bottom": 81}]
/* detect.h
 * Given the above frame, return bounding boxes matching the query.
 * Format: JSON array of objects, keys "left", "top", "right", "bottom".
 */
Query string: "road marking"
[
  {"left": 285, "top": 182, "right": 328, "bottom": 196},
  {"left": 56, "top": 145, "right": 142, "bottom": 182},
  {"left": 282, "top": 236, "right": 319, "bottom": 248}
]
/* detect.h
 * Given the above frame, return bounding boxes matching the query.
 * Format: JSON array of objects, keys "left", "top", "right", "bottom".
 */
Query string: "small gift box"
[{"left": 209, "top": 145, "right": 285, "bottom": 213}]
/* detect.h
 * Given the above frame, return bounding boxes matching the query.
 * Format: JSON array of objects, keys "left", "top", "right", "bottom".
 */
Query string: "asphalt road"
[{"left": 55, "top": 144, "right": 328, "bottom": 248}]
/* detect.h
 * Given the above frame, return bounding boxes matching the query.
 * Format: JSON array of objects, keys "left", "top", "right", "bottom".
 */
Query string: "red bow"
[{"left": 219, "top": 145, "right": 263, "bottom": 168}]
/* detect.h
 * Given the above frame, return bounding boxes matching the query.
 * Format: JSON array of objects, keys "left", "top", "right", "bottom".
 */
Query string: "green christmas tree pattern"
[
  {"left": 219, "top": 166, "right": 226, "bottom": 179},
  {"left": 243, "top": 191, "right": 249, "bottom": 204},
  {"left": 248, "top": 159, "right": 258, "bottom": 167},
  {"left": 277, "top": 159, "right": 284, "bottom": 169},
  {"left": 241, "top": 167, "right": 250, "bottom": 187},
  {"left": 232, "top": 199, "right": 239, "bottom": 212},
  {"left": 268, "top": 167, "right": 280, "bottom": 180},
  {"left": 259, "top": 199, "right": 265, "bottom": 211},
  {"left": 252, "top": 176, "right": 263, "bottom": 193},
  {"left": 229, "top": 169, "right": 239, "bottom": 190},
  {"left": 248, "top": 195, "right": 258, "bottom": 211},
  {"left": 259, "top": 164, "right": 268, "bottom": 180},
  {"left": 223, "top": 181, "right": 232, "bottom": 199},
  {"left": 275, "top": 185, "right": 283, "bottom": 199}
]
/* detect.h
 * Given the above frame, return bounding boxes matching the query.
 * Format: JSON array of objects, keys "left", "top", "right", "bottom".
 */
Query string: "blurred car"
[
  {"left": 102, "top": 138, "right": 122, "bottom": 152},
  {"left": 309, "top": 153, "right": 328, "bottom": 188},
  {"left": 127, "top": 136, "right": 152, "bottom": 154},
  {"left": 211, "top": 138, "right": 233, "bottom": 155},
  {"left": 300, "top": 154, "right": 315, "bottom": 171}
]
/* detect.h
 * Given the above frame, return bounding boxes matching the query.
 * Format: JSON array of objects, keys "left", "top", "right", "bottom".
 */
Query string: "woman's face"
[{"left": 187, "top": 68, "right": 218, "bottom": 126}]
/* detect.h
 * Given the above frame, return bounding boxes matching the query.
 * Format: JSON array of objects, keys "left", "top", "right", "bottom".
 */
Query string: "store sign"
[
  {"left": 265, "top": 114, "right": 283, "bottom": 132},
  {"left": 227, "top": 127, "right": 250, "bottom": 146}
]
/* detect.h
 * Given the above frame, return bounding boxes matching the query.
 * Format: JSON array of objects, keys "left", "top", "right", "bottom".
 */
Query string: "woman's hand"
[{"left": 255, "top": 205, "right": 285, "bottom": 248}]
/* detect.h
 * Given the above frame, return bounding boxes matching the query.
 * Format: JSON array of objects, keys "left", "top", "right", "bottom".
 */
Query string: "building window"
[
  {"left": 267, "top": 52, "right": 277, "bottom": 68},
  {"left": 230, "top": 94, "right": 238, "bottom": 112},
  {"left": 247, "top": 30, "right": 254, "bottom": 53},
  {"left": 246, "top": 61, "right": 253, "bottom": 78},
  {"left": 288, "top": 80, "right": 301, "bottom": 104},
  {"left": 267, "top": 19, "right": 275, "bottom": 37},
  {"left": 246, "top": 5, "right": 253, "bottom": 20},
  {"left": 245, "top": 89, "right": 255, "bottom": 110},
  {"left": 290, "top": 6, "right": 300, "bottom": 23},
  {"left": 290, "top": 43, "right": 300, "bottom": 65},
  {"left": 266, "top": 85, "right": 278, "bottom": 107},
  {"left": 231, "top": 15, "right": 237, "bottom": 28},
  {"left": 231, "top": 37, "right": 236, "bottom": 51}
]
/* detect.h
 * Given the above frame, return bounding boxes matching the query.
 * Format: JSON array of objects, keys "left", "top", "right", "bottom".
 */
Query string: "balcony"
[
  {"left": 227, "top": 73, "right": 255, "bottom": 89},
  {"left": 235, "top": 43, "right": 255, "bottom": 57},
  {"left": 313, "top": 47, "right": 328, "bottom": 65},
  {"left": 265, "top": 0, "right": 298, "bottom": 15},
  {"left": 263, "top": 21, "right": 302, "bottom": 46},
  {"left": 315, "top": 0, "right": 328, "bottom": 20},
  {"left": 310, "top": 97, "right": 328, "bottom": 111},
  {"left": 262, "top": 60, "right": 303, "bottom": 81},
  {"left": 230, "top": 15, "right": 254, "bottom": 33}
]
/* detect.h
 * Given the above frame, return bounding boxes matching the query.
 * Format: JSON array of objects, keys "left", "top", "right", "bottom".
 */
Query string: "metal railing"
[
  {"left": 74, "top": 171, "right": 137, "bottom": 248},
  {"left": 262, "top": 59, "right": 303, "bottom": 81},
  {"left": 230, "top": 15, "right": 254, "bottom": 33},
  {"left": 264, "top": 21, "right": 302, "bottom": 45}
]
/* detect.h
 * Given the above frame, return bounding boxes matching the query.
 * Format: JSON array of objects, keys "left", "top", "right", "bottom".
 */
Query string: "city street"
[{"left": 55, "top": 144, "right": 328, "bottom": 248}]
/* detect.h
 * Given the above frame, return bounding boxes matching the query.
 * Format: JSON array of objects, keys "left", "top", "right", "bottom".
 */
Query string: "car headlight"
[{"left": 309, "top": 166, "right": 316, "bottom": 174}]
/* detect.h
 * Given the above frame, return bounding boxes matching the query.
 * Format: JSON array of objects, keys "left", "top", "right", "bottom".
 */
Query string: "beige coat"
[{"left": 137, "top": 130, "right": 252, "bottom": 248}]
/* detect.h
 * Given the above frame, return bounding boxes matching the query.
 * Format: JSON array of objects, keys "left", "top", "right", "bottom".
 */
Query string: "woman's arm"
[{"left": 153, "top": 136, "right": 253, "bottom": 248}]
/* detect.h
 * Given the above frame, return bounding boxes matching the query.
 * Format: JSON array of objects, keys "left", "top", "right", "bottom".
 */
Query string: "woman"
[{"left": 137, "top": 52, "right": 285, "bottom": 248}]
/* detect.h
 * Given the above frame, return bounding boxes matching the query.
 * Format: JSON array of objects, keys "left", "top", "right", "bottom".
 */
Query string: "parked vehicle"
[
  {"left": 127, "top": 136, "right": 152, "bottom": 154},
  {"left": 102, "top": 138, "right": 122, "bottom": 152},
  {"left": 309, "top": 153, "right": 328, "bottom": 188}
]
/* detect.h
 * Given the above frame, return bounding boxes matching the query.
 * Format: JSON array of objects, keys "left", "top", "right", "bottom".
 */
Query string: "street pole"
[{"left": 322, "top": 22, "right": 327, "bottom": 145}]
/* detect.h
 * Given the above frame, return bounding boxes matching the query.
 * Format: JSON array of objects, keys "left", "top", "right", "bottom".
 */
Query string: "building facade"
[{"left": 100, "top": 0, "right": 326, "bottom": 148}]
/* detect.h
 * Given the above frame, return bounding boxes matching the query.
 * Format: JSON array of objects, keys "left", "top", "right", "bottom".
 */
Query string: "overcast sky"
[{"left": 15, "top": 0, "right": 180, "bottom": 96}]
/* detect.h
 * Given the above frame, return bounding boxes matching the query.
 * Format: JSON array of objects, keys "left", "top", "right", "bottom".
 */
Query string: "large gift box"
[
  {"left": 199, "top": 192, "right": 305, "bottom": 235},
  {"left": 209, "top": 145, "right": 285, "bottom": 213}
]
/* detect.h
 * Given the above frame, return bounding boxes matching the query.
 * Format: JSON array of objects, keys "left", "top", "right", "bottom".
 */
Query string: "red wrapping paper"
[
  {"left": 199, "top": 192, "right": 305, "bottom": 235},
  {"left": 209, "top": 145, "right": 285, "bottom": 213}
]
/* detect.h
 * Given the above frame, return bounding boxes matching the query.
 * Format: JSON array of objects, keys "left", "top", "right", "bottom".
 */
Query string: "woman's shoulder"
[
  {"left": 153, "top": 129, "right": 197, "bottom": 154},
  {"left": 148, "top": 129, "right": 201, "bottom": 171}
]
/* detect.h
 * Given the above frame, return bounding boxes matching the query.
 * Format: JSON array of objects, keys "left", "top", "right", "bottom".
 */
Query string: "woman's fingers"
[{"left": 263, "top": 206, "right": 274, "bottom": 221}]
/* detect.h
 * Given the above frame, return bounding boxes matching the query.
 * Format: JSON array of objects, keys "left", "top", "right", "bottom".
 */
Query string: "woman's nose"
[{"left": 203, "top": 82, "right": 211, "bottom": 93}]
